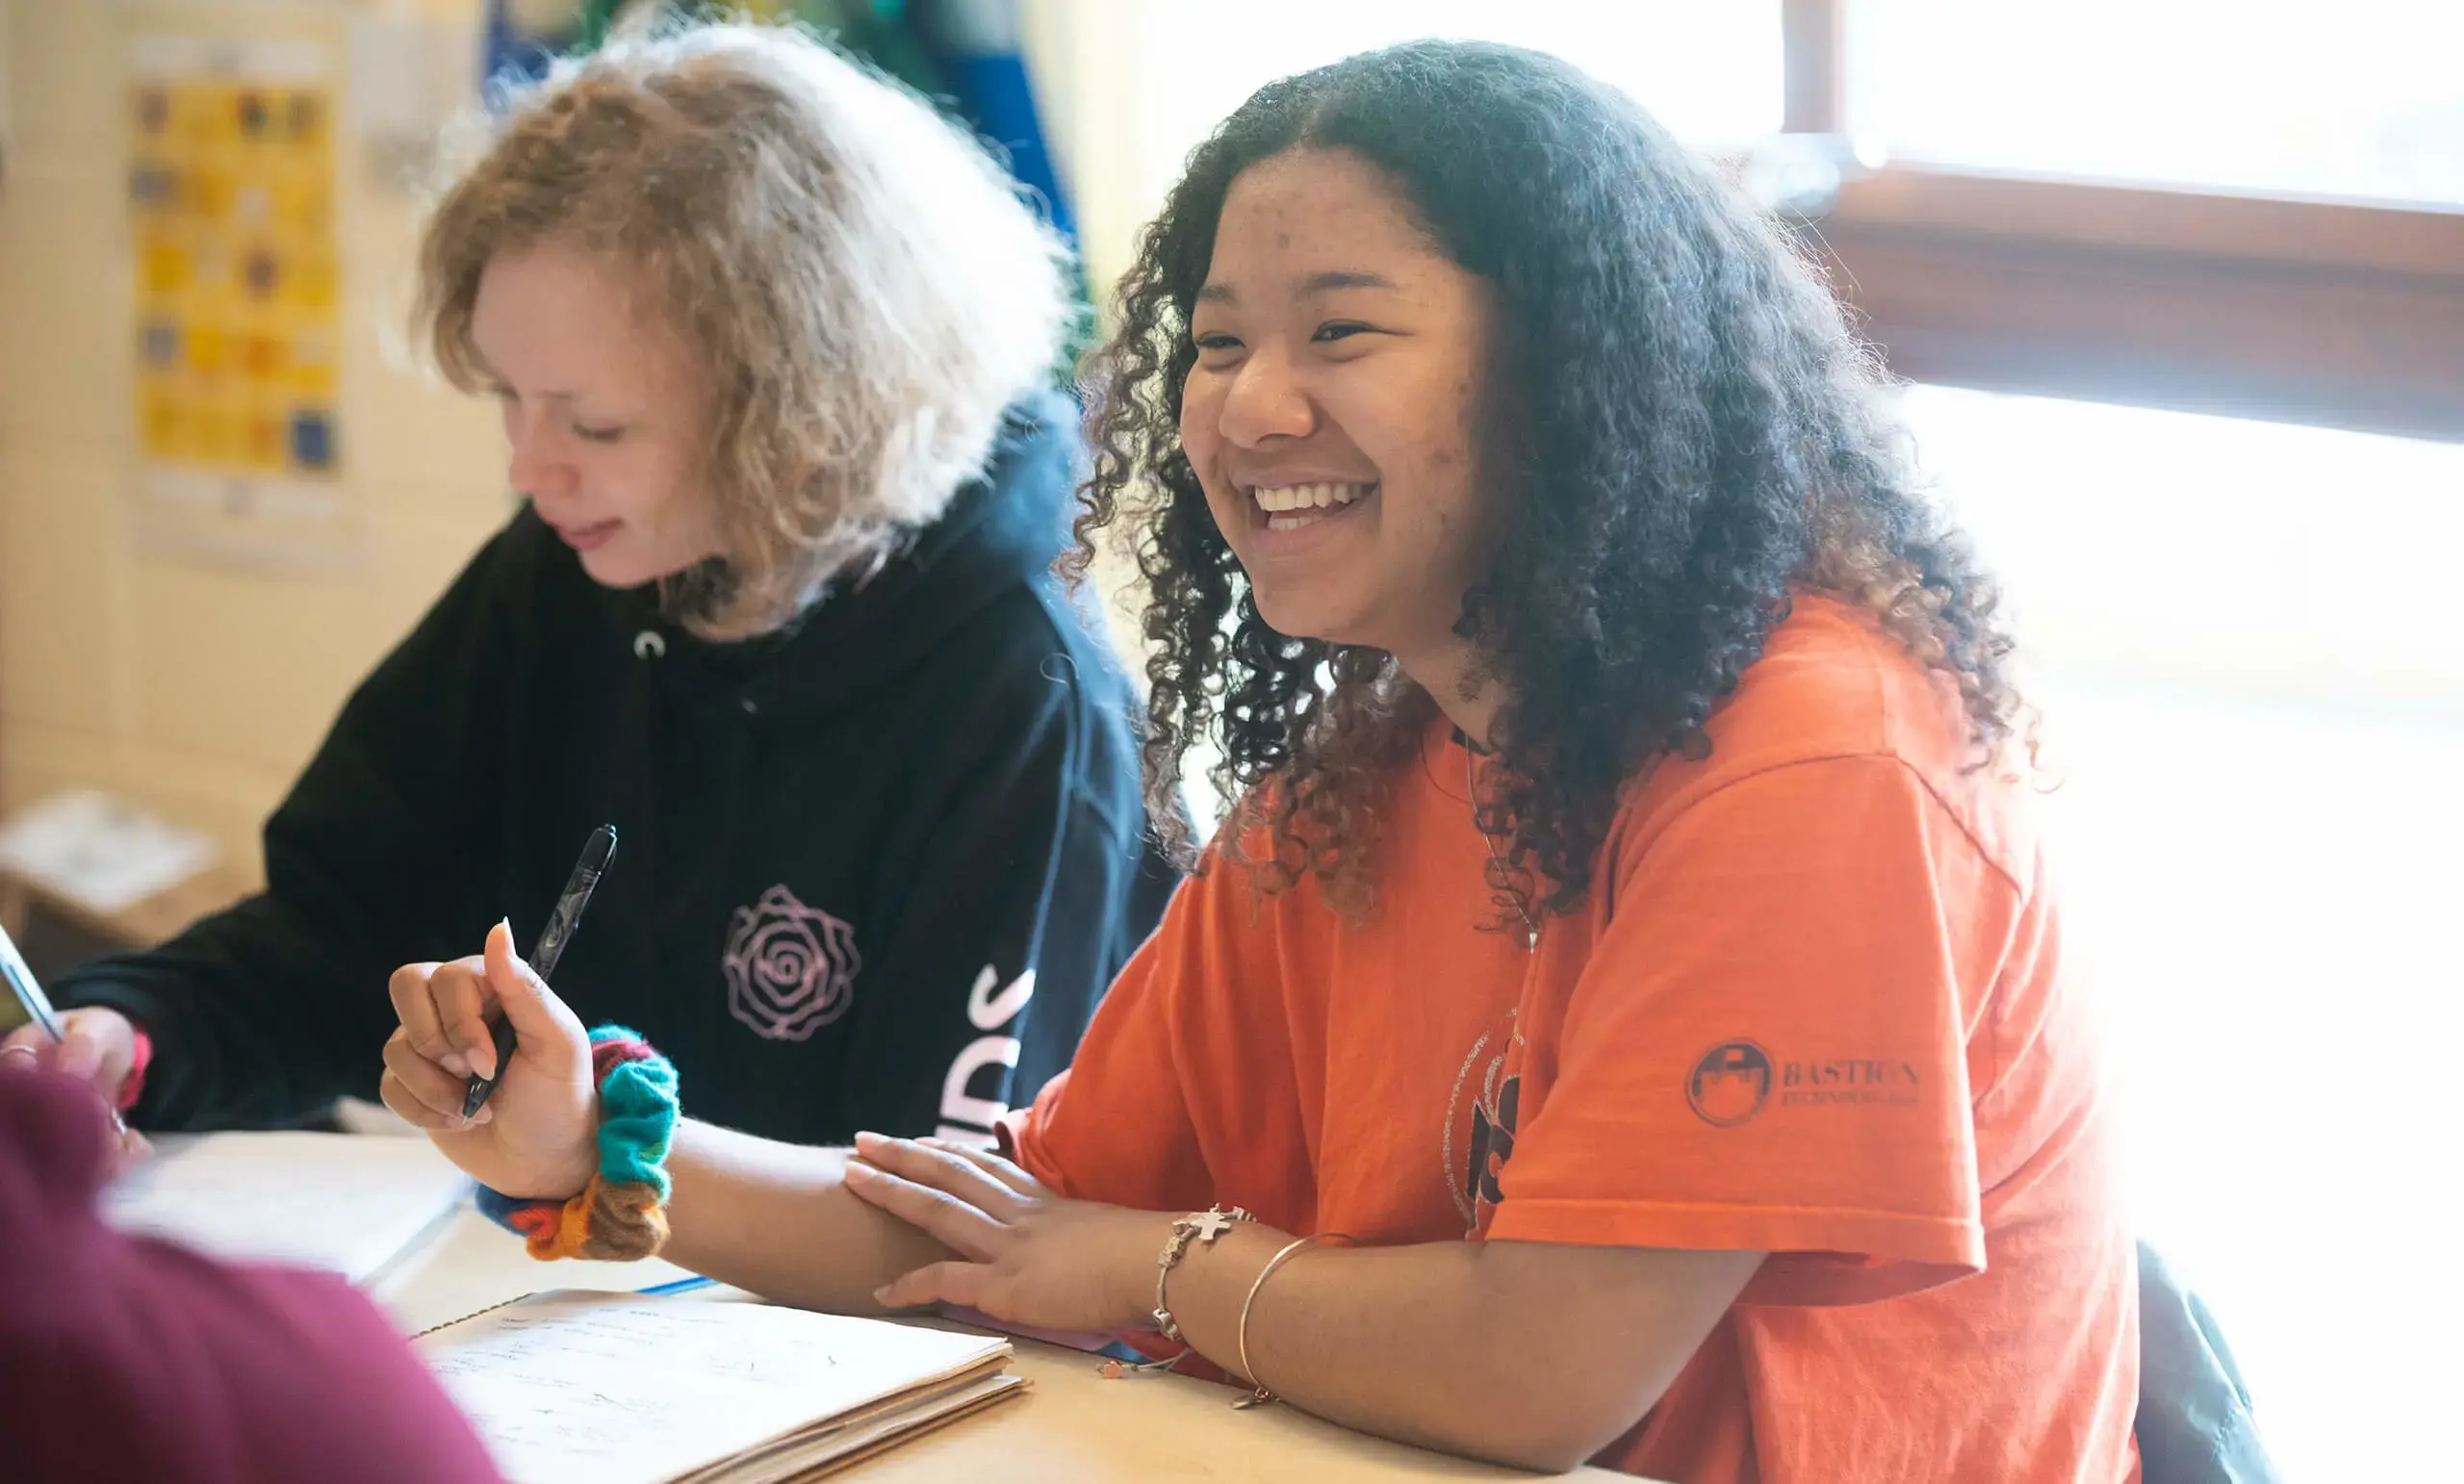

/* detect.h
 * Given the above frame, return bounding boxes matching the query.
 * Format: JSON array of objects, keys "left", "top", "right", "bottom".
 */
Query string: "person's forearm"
[
  {"left": 1157, "top": 1229, "right": 1753, "bottom": 1472},
  {"left": 1156, "top": 1228, "right": 1581, "bottom": 1469},
  {"left": 659, "top": 1120, "right": 955, "bottom": 1315},
  {"left": 60, "top": 901, "right": 382, "bottom": 1131}
]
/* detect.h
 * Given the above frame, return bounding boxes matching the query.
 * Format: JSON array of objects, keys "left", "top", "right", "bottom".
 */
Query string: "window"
[
  {"left": 1788, "top": 0, "right": 2464, "bottom": 441},
  {"left": 1824, "top": 11, "right": 2462, "bottom": 1471},
  {"left": 1132, "top": 1, "right": 1782, "bottom": 216},
  {"left": 1900, "top": 387, "right": 2464, "bottom": 703},
  {"left": 1858, "top": 0, "right": 2464, "bottom": 205},
  {"left": 1899, "top": 387, "right": 2464, "bottom": 1483}
]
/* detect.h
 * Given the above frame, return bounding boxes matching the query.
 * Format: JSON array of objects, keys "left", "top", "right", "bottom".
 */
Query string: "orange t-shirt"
[{"left": 1008, "top": 597, "right": 2139, "bottom": 1484}]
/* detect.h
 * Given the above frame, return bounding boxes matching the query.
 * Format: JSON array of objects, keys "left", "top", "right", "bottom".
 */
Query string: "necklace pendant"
[{"left": 1524, "top": 927, "right": 1539, "bottom": 952}]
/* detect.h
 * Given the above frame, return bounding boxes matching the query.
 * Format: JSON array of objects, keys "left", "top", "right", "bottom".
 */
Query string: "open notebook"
[
  {"left": 416, "top": 1290, "right": 1023, "bottom": 1483},
  {"left": 103, "top": 1131, "right": 472, "bottom": 1284}
]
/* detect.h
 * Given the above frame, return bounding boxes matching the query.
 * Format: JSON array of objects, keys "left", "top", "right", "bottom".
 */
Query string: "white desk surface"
[{"left": 374, "top": 1207, "right": 1631, "bottom": 1483}]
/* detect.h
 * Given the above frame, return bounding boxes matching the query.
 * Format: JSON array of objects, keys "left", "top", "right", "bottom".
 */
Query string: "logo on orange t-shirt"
[
  {"left": 1776, "top": 1057, "right": 1921, "bottom": 1109},
  {"left": 1445, "top": 1008, "right": 1526, "bottom": 1233},
  {"left": 1686, "top": 1040, "right": 1774, "bottom": 1127}
]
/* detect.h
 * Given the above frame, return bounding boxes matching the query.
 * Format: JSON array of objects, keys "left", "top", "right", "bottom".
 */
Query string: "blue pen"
[
  {"left": 0, "top": 920, "right": 64, "bottom": 1042},
  {"left": 637, "top": 1275, "right": 717, "bottom": 1296},
  {"left": 1, "top": 919, "right": 135, "bottom": 1139}
]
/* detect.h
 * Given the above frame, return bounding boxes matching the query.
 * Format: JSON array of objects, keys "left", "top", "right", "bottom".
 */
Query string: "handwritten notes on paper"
[
  {"left": 104, "top": 1131, "right": 470, "bottom": 1283},
  {"left": 418, "top": 1292, "right": 1012, "bottom": 1484}
]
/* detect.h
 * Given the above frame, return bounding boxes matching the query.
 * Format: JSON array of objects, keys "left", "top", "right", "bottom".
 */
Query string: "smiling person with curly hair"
[{"left": 391, "top": 40, "right": 2136, "bottom": 1483}]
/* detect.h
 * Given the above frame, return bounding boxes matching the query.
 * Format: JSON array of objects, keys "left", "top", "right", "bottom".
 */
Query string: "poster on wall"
[{"left": 124, "top": 21, "right": 358, "bottom": 572}]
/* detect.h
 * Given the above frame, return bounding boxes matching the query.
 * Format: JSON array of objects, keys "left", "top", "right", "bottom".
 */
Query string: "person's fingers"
[
  {"left": 854, "top": 1132, "right": 1030, "bottom": 1219},
  {"left": 378, "top": 1067, "right": 439, "bottom": 1129},
  {"left": 382, "top": 1031, "right": 490, "bottom": 1126},
  {"left": 482, "top": 921, "right": 588, "bottom": 1080},
  {"left": 387, "top": 962, "right": 466, "bottom": 1077},
  {"left": 55, "top": 1011, "right": 134, "bottom": 1092},
  {"left": 52, "top": 1021, "right": 102, "bottom": 1081},
  {"left": 841, "top": 1160, "right": 1005, "bottom": 1260},
  {"left": 873, "top": 1260, "right": 988, "bottom": 1313},
  {"left": 425, "top": 959, "right": 498, "bottom": 1082},
  {"left": 381, "top": 1031, "right": 476, "bottom": 1124},
  {"left": 0, "top": 1025, "right": 47, "bottom": 1063},
  {"left": 379, "top": 1064, "right": 484, "bottom": 1132},
  {"left": 915, "top": 1137, "right": 1043, "bottom": 1198}
]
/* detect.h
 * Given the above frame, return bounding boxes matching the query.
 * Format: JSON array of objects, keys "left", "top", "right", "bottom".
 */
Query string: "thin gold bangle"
[{"left": 1234, "top": 1232, "right": 1355, "bottom": 1410}]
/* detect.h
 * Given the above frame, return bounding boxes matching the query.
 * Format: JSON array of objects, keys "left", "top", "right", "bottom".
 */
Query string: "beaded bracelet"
[{"left": 475, "top": 1025, "right": 679, "bottom": 1262}]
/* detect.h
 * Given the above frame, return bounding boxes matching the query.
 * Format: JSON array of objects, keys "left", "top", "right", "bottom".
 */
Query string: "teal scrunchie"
[
  {"left": 587, "top": 1024, "right": 678, "bottom": 1200},
  {"left": 475, "top": 1024, "right": 679, "bottom": 1260}
]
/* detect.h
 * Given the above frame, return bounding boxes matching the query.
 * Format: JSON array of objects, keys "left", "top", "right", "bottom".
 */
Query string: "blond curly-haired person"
[{"left": 21, "top": 23, "right": 1173, "bottom": 1149}]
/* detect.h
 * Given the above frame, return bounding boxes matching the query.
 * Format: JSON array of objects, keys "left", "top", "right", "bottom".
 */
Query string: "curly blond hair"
[{"left": 415, "top": 20, "right": 1073, "bottom": 639}]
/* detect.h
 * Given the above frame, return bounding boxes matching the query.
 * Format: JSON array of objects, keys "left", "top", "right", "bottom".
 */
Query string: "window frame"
[{"left": 1779, "top": 0, "right": 2464, "bottom": 442}]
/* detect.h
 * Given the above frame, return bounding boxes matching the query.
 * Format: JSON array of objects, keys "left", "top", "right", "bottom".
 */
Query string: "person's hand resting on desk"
[
  {"left": 843, "top": 1136, "right": 1182, "bottom": 1333},
  {"left": 376, "top": 920, "right": 598, "bottom": 1201}
]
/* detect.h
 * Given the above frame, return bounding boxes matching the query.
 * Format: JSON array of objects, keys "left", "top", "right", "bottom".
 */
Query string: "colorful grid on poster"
[{"left": 128, "top": 43, "right": 341, "bottom": 485}]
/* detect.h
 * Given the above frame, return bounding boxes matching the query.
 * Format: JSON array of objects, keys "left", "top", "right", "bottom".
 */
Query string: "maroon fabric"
[{"left": 0, "top": 1066, "right": 500, "bottom": 1483}]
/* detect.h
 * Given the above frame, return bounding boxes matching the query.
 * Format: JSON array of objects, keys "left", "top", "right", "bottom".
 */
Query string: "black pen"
[{"left": 462, "top": 824, "right": 616, "bottom": 1118}]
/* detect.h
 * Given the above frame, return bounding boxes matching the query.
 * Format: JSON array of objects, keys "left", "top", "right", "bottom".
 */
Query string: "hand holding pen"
[
  {"left": 463, "top": 824, "right": 614, "bottom": 1117},
  {"left": 375, "top": 827, "right": 614, "bottom": 1198},
  {"left": 0, "top": 920, "right": 153, "bottom": 1170}
]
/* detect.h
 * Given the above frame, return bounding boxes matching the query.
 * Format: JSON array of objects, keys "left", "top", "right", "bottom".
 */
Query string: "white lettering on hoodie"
[{"left": 935, "top": 964, "right": 1036, "bottom": 1147}]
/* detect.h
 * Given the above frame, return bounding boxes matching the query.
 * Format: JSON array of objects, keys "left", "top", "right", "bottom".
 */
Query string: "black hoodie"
[{"left": 57, "top": 395, "right": 1179, "bottom": 1144}]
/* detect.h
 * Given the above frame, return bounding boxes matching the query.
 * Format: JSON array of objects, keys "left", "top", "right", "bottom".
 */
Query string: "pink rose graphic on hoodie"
[{"left": 723, "top": 884, "right": 860, "bottom": 1040}]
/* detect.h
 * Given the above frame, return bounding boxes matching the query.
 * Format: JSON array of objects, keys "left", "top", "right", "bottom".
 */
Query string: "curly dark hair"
[{"left": 1075, "top": 39, "right": 2025, "bottom": 923}]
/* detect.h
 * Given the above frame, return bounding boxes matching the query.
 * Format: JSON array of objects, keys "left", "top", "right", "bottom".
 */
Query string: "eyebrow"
[
  {"left": 1194, "top": 269, "right": 1402, "bottom": 305},
  {"left": 1301, "top": 269, "right": 1399, "bottom": 294},
  {"left": 469, "top": 348, "right": 586, "bottom": 401},
  {"left": 481, "top": 376, "right": 582, "bottom": 402}
]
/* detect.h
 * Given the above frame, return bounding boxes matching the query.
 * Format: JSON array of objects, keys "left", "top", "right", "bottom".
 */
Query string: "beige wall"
[
  {"left": 1018, "top": 0, "right": 1144, "bottom": 303},
  {"left": 0, "top": 0, "right": 507, "bottom": 884}
]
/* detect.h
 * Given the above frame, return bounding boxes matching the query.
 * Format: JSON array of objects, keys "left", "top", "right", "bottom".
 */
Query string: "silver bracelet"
[{"left": 1151, "top": 1204, "right": 1251, "bottom": 1342}]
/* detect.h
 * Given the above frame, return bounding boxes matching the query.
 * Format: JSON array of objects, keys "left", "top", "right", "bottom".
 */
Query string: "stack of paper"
[
  {"left": 104, "top": 1131, "right": 472, "bottom": 1284},
  {"left": 0, "top": 789, "right": 215, "bottom": 915},
  {"left": 418, "top": 1291, "right": 1022, "bottom": 1483}
]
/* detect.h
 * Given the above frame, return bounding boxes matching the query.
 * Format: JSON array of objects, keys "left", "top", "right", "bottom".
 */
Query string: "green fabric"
[{"left": 576, "top": 0, "right": 627, "bottom": 52}]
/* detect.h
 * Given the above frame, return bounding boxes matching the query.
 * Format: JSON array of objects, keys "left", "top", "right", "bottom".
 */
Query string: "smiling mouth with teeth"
[{"left": 1250, "top": 481, "right": 1375, "bottom": 532}]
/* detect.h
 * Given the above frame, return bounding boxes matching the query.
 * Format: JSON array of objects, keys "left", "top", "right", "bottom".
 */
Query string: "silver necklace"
[{"left": 1466, "top": 746, "right": 1542, "bottom": 952}]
